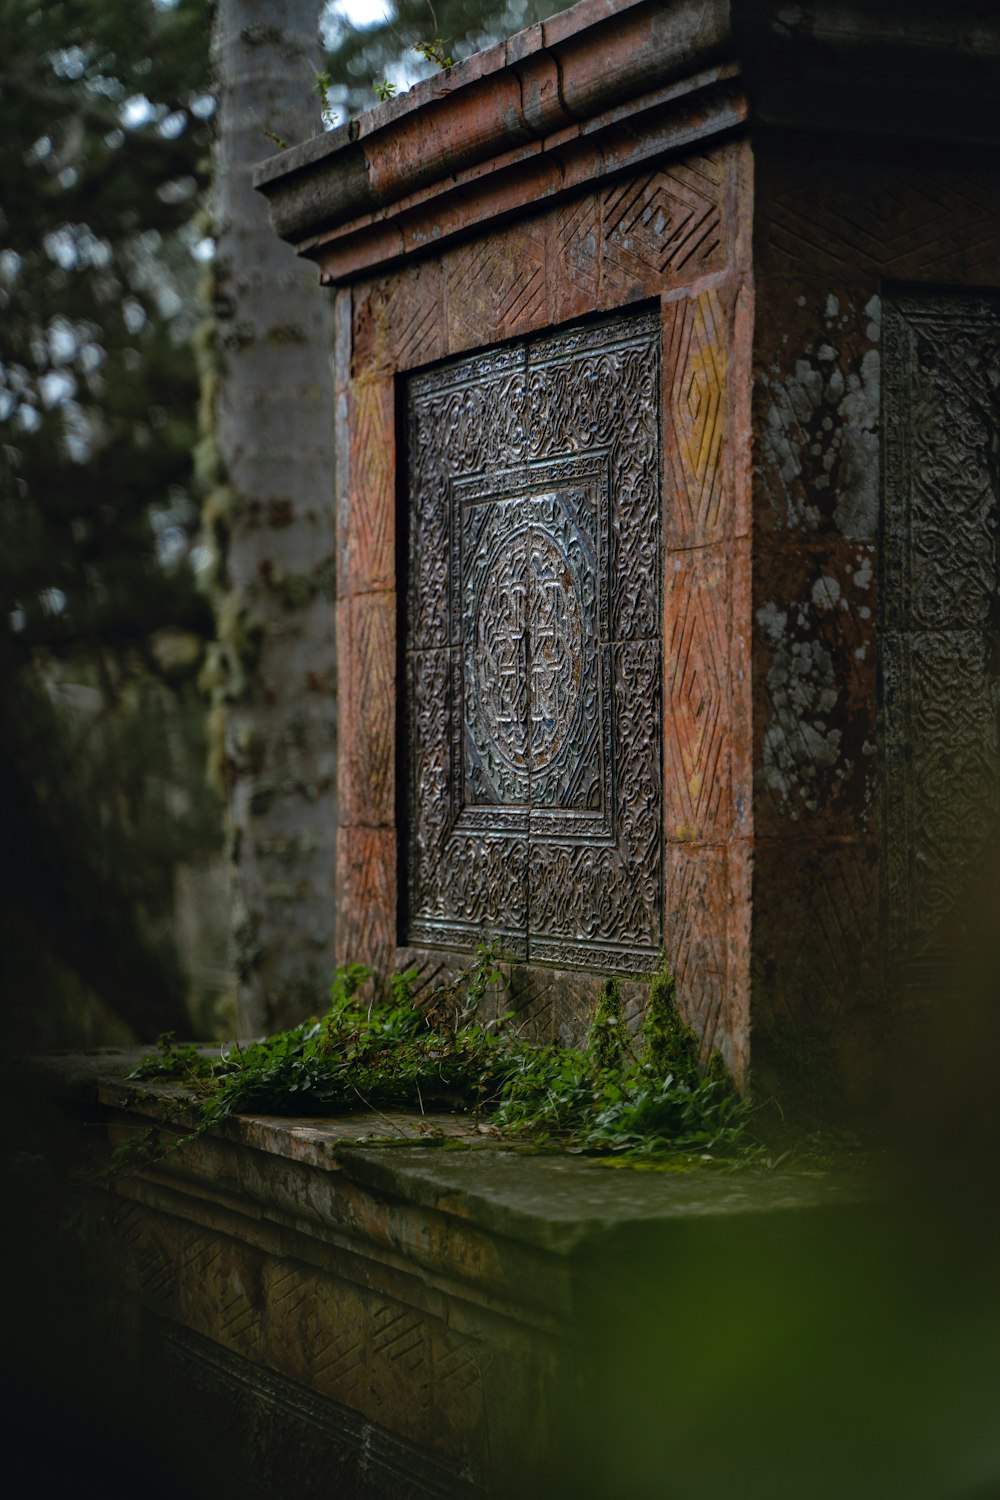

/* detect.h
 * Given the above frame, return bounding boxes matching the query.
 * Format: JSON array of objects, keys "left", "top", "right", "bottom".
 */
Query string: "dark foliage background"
[
  {"left": 0, "top": 0, "right": 225, "bottom": 1048},
  {"left": 0, "top": 0, "right": 552, "bottom": 1049}
]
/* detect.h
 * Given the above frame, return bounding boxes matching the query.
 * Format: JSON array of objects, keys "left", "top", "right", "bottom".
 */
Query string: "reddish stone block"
[
  {"left": 444, "top": 218, "right": 549, "bottom": 354},
  {"left": 334, "top": 593, "right": 352, "bottom": 808},
  {"left": 336, "top": 826, "right": 396, "bottom": 974},
  {"left": 662, "top": 545, "right": 731, "bottom": 844},
  {"left": 662, "top": 283, "right": 732, "bottom": 548},
  {"left": 727, "top": 536, "right": 753, "bottom": 841},
  {"left": 504, "top": 966, "right": 606, "bottom": 1048},
  {"left": 345, "top": 377, "right": 395, "bottom": 595},
  {"left": 549, "top": 191, "right": 602, "bottom": 327},
  {"left": 352, "top": 261, "right": 445, "bottom": 379},
  {"left": 661, "top": 841, "right": 747, "bottom": 1079},
  {"left": 729, "top": 278, "right": 754, "bottom": 543},
  {"left": 602, "top": 154, "right": 727, "bottom": 303},
  {"left": 340, "top": 590, "right": 396, "bottom": 830}
]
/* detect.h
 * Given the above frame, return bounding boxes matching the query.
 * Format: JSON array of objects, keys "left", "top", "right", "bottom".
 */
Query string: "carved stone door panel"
[
  {"left": 404, "top": 311, "right": 662, "bottom": 971},
  {"left": 881, "top": 291, "right": 1000, "bottom": 974}
]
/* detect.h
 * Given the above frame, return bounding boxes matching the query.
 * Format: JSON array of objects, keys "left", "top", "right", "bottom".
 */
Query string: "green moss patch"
[{"left": 123, "top": 949, "right": 748, "bottom": 1168}]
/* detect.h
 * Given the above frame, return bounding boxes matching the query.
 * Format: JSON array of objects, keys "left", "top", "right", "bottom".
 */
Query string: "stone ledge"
[
  {"left": 63, "top": 1048, "right": 862, "bottom": 1253},
  {"left": 23, "top": 1049, "right": 989, "bottom": 1500}
]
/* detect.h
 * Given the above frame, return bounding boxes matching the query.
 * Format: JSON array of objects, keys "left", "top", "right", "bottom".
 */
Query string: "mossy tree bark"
[{"left": 210, "top": 0, "right": 335, "bottom": 1033}]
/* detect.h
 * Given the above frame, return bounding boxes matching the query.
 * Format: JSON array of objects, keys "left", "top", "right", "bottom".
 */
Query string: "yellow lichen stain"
[{"left": 676, "top": 288, "right": 728, "bottom": 500}]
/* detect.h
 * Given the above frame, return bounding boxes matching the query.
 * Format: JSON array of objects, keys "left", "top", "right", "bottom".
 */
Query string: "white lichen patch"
[
  {"left": 811, "top": 575, "right": 841, "bottom": 612},
  {"left": 756, "top": 601, "right": 844, "bottom": 814},
  {"left": 833, "top": 346, "right": 880, "bottom": 537},
  {"left": 758, "top": 291, "right": 881, "bottom": 537}
]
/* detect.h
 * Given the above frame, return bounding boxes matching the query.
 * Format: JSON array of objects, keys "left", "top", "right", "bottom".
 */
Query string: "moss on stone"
[
  {"left": 589, "top": 977, "right": 629, "bottom": 1073},
  {"left": 641, "top": 966, "right": 700, "bottom": 1088}
]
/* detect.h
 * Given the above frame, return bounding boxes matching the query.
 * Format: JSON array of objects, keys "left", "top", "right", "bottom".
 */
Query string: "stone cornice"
[
  {"left": 253, "top": 1, "right": 728, "bottom": 221},
  {"left": 254, "top": 0, "right": 1000, "bottom": 279}
]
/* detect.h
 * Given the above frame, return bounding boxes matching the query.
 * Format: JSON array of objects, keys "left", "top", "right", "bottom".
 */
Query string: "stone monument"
[{"left": 256, "top": 0, "right": 1000, "bottom": 1096}]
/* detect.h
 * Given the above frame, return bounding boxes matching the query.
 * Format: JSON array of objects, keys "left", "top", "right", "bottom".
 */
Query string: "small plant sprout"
[
  {"left": 314, "top": 70, "right": 337, "bottom": 128},
  {"left": 413, "top": 39, "right": 453, "bottom": 69}
]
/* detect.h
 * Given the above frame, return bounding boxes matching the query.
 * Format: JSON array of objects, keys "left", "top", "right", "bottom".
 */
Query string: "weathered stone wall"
[
  {"left": 335, "top": 141, "right": 754, "bottom": 1080},
  {"left": 253, "top": 0, "right": 1000, "bottom": 1099},
  {"left": 11, "top": 1053, "right": 869, "bottom": 1500},
  {"left": 750, "top": 134, "right": 1000, "bottom": 1098}
]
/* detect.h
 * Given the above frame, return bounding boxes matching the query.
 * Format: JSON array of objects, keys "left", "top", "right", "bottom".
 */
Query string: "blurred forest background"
[{"left": 1, "top": 0, "right": 552, "bottom": 1052}]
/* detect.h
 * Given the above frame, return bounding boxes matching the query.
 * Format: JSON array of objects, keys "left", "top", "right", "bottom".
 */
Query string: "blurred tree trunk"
[{"left": 210, "top": 0, "right": 335, "bottom": 1033}]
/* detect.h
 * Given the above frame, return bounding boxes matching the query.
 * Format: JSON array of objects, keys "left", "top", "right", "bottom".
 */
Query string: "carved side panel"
[
  {"left": 352, "top": 260, "right": 446, "bottom": 379},
  {"left": 337, "top": 826, "right": 397, "bottom": 975},
  {"left": 159, "top": 1322, "right": 485, "bottom": 1500},
  {"left": 345, "top": 592, "right": 395, "bottom": 828},
  {"left": 881, "top": 292, "right": 1000, "bottom": 968},
  {"left": 663, "top": 548, "right": 730, "bottom": 842},
  {"left": 404, "top": 311, "right": 662, "bottom": 971},
  {"left": 762, "top": 149, "right": 1000, "bottom": 285}
]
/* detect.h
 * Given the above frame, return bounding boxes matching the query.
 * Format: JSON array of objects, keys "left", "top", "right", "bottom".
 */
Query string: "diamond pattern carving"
[
  {"left": 602, "top": 158, "right": 723, "bottom": 294},
  {"left": 663, "top": 552, "right": 728, "bottom": 841},
  {"left": 662, "top": 843, "right": 728, "bottom": 1057},
  {"left": 337, "top": 827, "right": 396, "bottom": 973},
  {"left": 349, "top": 378, "right": 394, "bottom": 592},
  {"left": 348, "top": 592, "right": 395, "bottom": 827},
  {"left": 766, "top": 154, "right": 1000, "bottom": 281},
  {"left": 665, "top": 288, "right": 728, "bottom": 543},
  {"left": 445, "top": 225, "right": 547, "bottom": 351},
  {"left": 551, "top": 193, "right": 600, "bottom": 322},
  {"left": 352, "top": 263, "right": 446, "bottom": 378}
]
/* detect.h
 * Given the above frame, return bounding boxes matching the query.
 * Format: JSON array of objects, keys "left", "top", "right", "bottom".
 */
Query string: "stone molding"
[{"left": 254, "top": 0, "right": 1000, "bottom": 279}]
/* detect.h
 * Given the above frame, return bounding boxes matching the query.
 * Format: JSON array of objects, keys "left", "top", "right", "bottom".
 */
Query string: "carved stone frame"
[{"left": 403, "top": 309, "right": 663, "bottom": 973}]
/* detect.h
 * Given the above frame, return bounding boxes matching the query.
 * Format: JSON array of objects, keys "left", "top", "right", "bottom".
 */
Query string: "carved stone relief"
[
  {"left": 404, "top": 311, "right": 662, "bottom": 970},
  {"left": 159, "top": 1321, "right": 482, "bottom": 1500},
  {"left": 881, "top": 291, "right": 1000, "bottom": 969}
]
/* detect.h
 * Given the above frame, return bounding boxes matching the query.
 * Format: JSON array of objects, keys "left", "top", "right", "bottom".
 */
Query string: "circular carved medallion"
[{"left": 475, "top": 524, "right": 583, "bottom": 775}]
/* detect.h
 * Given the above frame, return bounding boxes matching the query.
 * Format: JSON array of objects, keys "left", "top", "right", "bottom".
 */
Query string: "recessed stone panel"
[
  {"left": 881, "top": 290, "right": 1000, "bottom": 975},
  {"left": 404, "top": 311, "right": 662, "bottom": 970}
]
